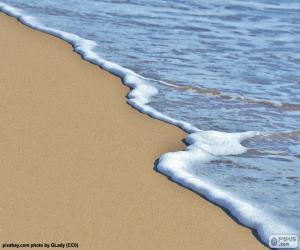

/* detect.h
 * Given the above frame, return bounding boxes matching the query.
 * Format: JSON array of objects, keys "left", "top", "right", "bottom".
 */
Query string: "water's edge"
[{"left": 1, "top": 3, "right": 297, "bottom": 248}]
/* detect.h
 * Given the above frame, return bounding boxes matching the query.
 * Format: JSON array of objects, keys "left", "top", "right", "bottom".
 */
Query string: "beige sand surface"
[{"left": 0, "top": 13, "right": 266, "bottom": 249}]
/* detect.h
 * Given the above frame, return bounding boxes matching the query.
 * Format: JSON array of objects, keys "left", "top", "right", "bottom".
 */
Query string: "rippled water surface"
[{"left": 1, "top": 0, "right": 299, "bottom": 242}]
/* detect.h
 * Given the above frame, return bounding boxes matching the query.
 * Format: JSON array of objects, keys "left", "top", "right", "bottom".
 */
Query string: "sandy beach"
[{"left": 0, "top": 13, "right": 266, "bottom": 249}]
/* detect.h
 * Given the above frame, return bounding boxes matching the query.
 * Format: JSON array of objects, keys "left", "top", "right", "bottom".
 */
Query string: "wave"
[
  {"left": 162, "top": 83, "right": 300, "bottom": 111},
  {"left": 1, "top": 2, "right": 298, "bottom": 247},
  {"left": 266, "top": 129, "right": 300, "bottom": 140}
]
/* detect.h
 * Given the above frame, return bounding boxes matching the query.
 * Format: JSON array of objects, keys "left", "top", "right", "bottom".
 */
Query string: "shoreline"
[{"left": 0, "top": 12, "right": 266, "bottom": 250}]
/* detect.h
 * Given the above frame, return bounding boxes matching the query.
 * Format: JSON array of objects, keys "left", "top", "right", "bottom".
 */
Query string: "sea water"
[{"left": 1, "top": 0, "right": 299, "bottom": 246}]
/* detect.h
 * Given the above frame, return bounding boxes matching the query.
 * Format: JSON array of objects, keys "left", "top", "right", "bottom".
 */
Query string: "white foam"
[
  {"left": 1, "top": 3, "right": 298, "bottom": 247},
  {"left": 157, "top": 130, "right": 298, "bottom": 245}
]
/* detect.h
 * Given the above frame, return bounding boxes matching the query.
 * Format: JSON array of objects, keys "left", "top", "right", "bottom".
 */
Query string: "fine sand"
[{"left": 0, "top": 13, "right": 266, "bottom": 250}]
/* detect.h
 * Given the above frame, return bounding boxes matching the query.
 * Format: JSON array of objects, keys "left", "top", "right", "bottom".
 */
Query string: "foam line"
[{"left": 0, "top": 2, "right": 199, "bottom": 134}]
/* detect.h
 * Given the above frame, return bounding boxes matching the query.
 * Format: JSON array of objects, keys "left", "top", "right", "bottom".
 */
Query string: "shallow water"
[{"left": 1, "top": 0, "right": 299, "bottom": 245}]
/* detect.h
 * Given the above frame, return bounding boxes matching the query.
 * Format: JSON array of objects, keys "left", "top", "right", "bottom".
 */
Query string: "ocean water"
[{"left": 1, "top": 0, "right": 299, "bottom": 246}]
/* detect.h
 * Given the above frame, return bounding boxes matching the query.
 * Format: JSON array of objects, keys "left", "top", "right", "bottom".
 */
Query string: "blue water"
[{"left": 1, "top": 0, "right": 299, "bottom": 246}]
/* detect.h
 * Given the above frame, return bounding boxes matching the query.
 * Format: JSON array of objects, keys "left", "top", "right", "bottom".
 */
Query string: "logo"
[{"left": 269, "top": 235, "right": 298, "bottom": 249}]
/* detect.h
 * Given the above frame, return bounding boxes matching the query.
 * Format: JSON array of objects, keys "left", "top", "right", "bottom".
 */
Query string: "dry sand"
[{"left": 0, "top": 13, "right": 266, "bottom": 249}]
